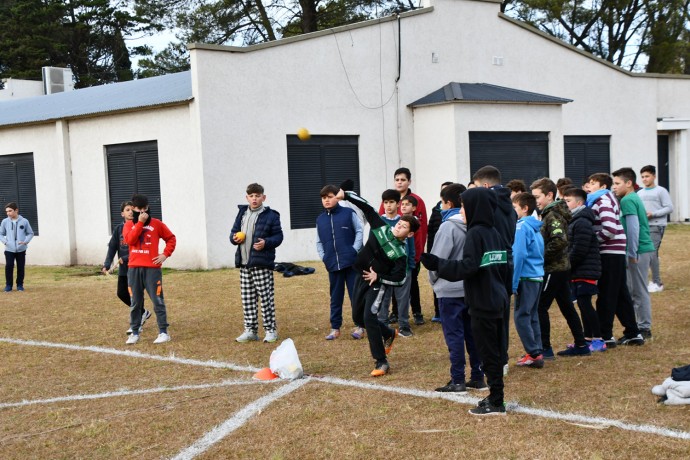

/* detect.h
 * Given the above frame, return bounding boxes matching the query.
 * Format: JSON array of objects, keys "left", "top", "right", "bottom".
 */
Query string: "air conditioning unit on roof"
[{"left": 41, "top": 67, "right": 75, "bottom": 95}]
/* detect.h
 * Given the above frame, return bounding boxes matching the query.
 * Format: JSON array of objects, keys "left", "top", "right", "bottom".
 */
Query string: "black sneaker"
[
  {"left": 617, "top": 334, "right": 645, "bottom": 346},
  {"left": 414, "top": 314, "right": 425, "bottom": 325},
  {"left": 435, "top": 381, "right": 467, "bottom": 393},
  {"left": 556, "top": 345, "right": 591, "bottom": 357},
  {"left": 639, "top": 329, "right": 652, "bottom": 340},
  {"left": 604, "top": 337, "right": 617, "bottom": 349},
  {"left": 465, "top": 379, "right": 489, "bottom": 391},
  {"left": 469, "top": 400, "right": 506, "bottom": 416},
  {"left": 398, "top": 327, "right": 413, "bottom": 338}
]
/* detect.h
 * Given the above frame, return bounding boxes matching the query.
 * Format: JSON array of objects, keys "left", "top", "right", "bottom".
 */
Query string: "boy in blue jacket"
[
  {"left": 511, "top": 193, "right": 545, "bottom": 368},
  {"left": 421, "top": 187, "right": 510, "bottom": 416},
  {"left": 1, "top": 202, "right": 34, "bottom": 292},
  {"left": 316, "top": 185, "right": 363, "bottom": 340},
  {"left": 230, "top": 183, "right": 284, "bottom": 344}
]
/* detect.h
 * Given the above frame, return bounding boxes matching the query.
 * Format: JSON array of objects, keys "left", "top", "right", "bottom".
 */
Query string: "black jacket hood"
[{"left": 461, "top": 187, "right": 495, "bottom": 228}]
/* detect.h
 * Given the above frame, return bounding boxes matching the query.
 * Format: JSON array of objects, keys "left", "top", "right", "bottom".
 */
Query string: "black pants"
[
  {"left": 117, "top": 274, "right": 131, "bottom": 307},
  {"left": 4, "top": 251, "right": 26, "bottom": 288},
  {"left": 597, "top": 254, "right": 640, "bottom": 339},
  {"left": 471, "top": 315, "right": 505, "bottom": 406},
  {"left": 409, "top": 262, "right": 422, "bottom": 317},
  {"left": 353, "top": 276, "right": 395, "bottom": 363},
  {"left": 538, "top": 270, "right": 586, "bottom": 349}
]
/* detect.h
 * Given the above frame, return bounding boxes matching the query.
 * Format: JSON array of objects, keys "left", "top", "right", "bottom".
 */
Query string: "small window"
[
  {"left": 470, "top": 132, "right": 549, "bottom": 186},
  {"left": 0, "top": 153, "right": 39, "bottom": 235},
  {"left": 286, "top": 135, "right": 360, "bottom": 229},
  {"left": 105, "top": 141, "right": 162, "bottom": 231},
  {"left": 564, "top": 136, "right": 610, "bottom": 188}
]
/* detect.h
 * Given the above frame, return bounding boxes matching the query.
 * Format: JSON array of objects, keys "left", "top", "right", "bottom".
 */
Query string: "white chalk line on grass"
[
  {"left": 170, "top": 378, "right": 310, "bottom": 460},
  {"left": 4, "top": 336, "right": 690, "bottom": 441},
  {"left": 0, "top": 379, "right": 265, "bottom": 410},
  {"left": 0, "top": 337, "right": 260, "bottom": 373}
]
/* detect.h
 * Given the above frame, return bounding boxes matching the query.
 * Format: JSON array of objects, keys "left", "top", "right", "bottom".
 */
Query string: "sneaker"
[
  {"left": 516, "top": 354, "right": 545, "bottom": 368},
  {"left": 236, "top": 329, "right": 259, "bottom": 343},
  {"left": 617, "top": 334, "right": 645, "bottom": 346},
  {"left": 325, "top": 329, "right": 341, "bottom": 340},
  {"left": 414, "top": 314, "right": 426, "bottom": 325},
  {"left": 431, "top": 316, "right": 442, "bottom": 323},
  {"left": 557, "top": 345, "right": 592, "bottom": 357},
  {"left": 126, "top": 327, "right": 134, "bottom": 335},
  {"left": 589, "top": 339, "right": 607, "bottom": 352},
  {"left": 153, "top": 332, "right": 171, "bottom": 344},
  {"left": 351, "top": 327, "right": 366, "bottom": 340},
  {"left": 465, "top": 379, "right": 489, "bottom": 391},
  {"left": 542, "top": 347, "right": 555, "bottom": 360},
  {"left": 398, "top": 327, "right": 413, "bottom": 338},
  {"left": 435, "top": 381, "right": 467, "bottom": 393},
  {"left": 16, "top": 285, "right": 24, "bottom": 292},
  {"left": 469, "top": 400, "right": 506, "bottom": 416},
  {"left": 126, "top": 334, "right": 139, "bottom": 345},
  {"left": 639, "top": 329, "right": 652, "bottom": 340},
  {"left": 263, "top": 331, "right": 279, "bottom": 343},
  {"left": 370, "top": 361, "right": 390, "bottom": 377},
  {"left": 3, "top": 285, "right": 11, "bottom": 292},
  {"left": 604, "top": 336, "right": 618, "bottom": 349},
  {"left": 138, "top": 309, "right": 152, "bottom": 333},
  {"left": 384, "top": 329, "right": 399, "bottom": 355},
  {"left": 503, "top": 363, "right": 509, "bottom": 376},
  {"left": 388, "top": 314, "right": 398, "bottom": 324}
]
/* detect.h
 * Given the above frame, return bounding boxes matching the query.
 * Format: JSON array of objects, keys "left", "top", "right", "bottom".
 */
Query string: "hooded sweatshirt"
[
  {"left": 540, "top": 199, "right": 571, "bottom": 273},
  {"left": 428, "top": 212, "right": 466, "bottom": 298},
  {"left": 434, "top": 188, "right": 509, "bottom": 319},
  {"left": 511, "top": 215, "right": 544, "bottom": 293},
  {"left": 0, "top": 214, "right": 34, "bottom": 253}
]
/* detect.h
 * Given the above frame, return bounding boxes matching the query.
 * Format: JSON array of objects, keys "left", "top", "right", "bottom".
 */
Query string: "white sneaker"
[
  {"left": 647, "top": 282, "right": 662, "bottom": 293},
  {"left": 236, "top": 330, "right": 259, "bottom": 343},
  {"left": 126, "top": 334, "right": 139, "bottom": 345},
  {"left": 153, "top": 332, "right": 171, "bottom": 344},
  {"left": 503, "top": 363, "right": 509, "bottom": 376},
  {"left": 126, "top": 327, "right": 134, "bottom": 335},
  {"left": 263, "top": 331, "right": 279, "bottom": 343}
]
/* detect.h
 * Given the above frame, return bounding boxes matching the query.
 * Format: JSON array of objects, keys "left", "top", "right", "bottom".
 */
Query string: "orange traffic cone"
[{"left": 253, "top": 367, "right": 279, "bottom": 381}]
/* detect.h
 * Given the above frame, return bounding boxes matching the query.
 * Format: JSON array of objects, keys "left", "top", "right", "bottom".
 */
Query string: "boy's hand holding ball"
[{"left": 234, "top": 231, "right": 246, "bottom": 243}]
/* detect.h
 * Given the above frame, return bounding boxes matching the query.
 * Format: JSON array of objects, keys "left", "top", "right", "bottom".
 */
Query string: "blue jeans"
[
  {"left": 328, "top": 267, "right": 357, "bottom": 329},
  {"left": 439, "top": 297, "right": 483, "bottom": 383},
  {"left": 5, "top": 251, "right": 26, "bottom": 288},
  {"left": 514, "top": 280, "right": 542, "bottom": 357}
]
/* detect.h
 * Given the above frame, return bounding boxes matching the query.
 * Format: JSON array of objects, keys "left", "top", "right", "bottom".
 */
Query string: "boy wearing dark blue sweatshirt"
[
  {"left": 511, "top": 193, "right": 545, "bottom": 368},
  {"left": 421, "top": 187, "right": 510, "bottom": 416}
]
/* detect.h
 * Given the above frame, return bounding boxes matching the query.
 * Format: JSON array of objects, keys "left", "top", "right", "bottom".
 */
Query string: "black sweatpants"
[
  {"left": 471, "top": 315, "right": 505, "bottom": 406},
  {"left": 117, "top": 274, "right": 131, "bottom": 307},
  {"left": 353, "top": 275, "right": 396, "bottom": 364},
  {"left": 597, "top": 254, "right": 640, "bottom": 339},
  {"left": 538, "top": 270, "right": 586, "bottom": 349}
]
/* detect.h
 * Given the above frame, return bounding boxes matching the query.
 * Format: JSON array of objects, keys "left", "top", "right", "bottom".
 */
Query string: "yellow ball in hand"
[
  {"left": 297, "top": 127, "right": 311, "bottom": 141},
  {"left": 235, "top": 231, "right": 246, "bottom": 242}
]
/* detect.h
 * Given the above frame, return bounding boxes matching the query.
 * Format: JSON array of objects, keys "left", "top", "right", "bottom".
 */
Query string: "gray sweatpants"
[
  {"left": 128, "top": 267, "right": 168, "bottom": 333},
  {"left": 377, "top": 276, "right": 412, "bottom": 329},
  {"left": 627, "top": 253, "right": 653, "bottom": 330},
  {"left": 649, "top": 225, "right": 665, "bottom": 285}
]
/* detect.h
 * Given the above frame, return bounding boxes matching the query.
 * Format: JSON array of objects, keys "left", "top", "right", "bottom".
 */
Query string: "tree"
[
  {"left": 503, "top": 0, "right": 690, "bottom": 73},
  {"left": 0, "top": 0, "right": 159, "bottom": 87}
]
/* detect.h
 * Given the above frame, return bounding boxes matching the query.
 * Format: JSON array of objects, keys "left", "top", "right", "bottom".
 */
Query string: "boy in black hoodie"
[
  {"left": 336, "top": 184, "right": 419, "bottom": 377},
  {"left": 421, "top": 187, "right": 510, "bottom": 416}
]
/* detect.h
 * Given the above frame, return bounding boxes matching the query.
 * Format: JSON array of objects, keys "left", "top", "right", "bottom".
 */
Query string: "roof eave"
[{"left": 409, "top": 99, "right": 572, "bottom": 108}]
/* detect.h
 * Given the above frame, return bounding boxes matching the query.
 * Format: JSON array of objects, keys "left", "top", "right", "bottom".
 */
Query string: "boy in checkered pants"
[{"left": 231, "top": 183, "right": 284, "bottom": 343}]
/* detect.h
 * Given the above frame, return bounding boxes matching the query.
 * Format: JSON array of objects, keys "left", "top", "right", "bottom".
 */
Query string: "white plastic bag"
[{"left": 269, "top": 338, "right": 304, "bottom": 380}]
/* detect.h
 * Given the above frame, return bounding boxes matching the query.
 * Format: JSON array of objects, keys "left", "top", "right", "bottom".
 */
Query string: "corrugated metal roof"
[
  {"left": 0, "top": 71, "right": 192, "bottom": 128},
  {"left": 409, "top": 82, "right": 572, "bottom": 107}
]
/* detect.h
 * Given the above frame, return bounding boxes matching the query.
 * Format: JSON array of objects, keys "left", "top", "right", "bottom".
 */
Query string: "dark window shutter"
[
  {"left": 564, "top": 136, "right": 610, "bottom": 187},
  {"left": 470, "top": 132, "right": 549, "bottom": 186},
  {"left": 287, "top": 135, "right": 360, "bottom": 229},
  {"left": 0, "top": 153, "right": 39, "bottom": 235},
  {"left": 106, "top": 141, "right": 162, "bottom": 231}
]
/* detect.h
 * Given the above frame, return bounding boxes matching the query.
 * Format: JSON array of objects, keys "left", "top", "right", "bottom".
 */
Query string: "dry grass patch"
[{"left": 1, "top": 225, "right": 690, "bottom": 457}]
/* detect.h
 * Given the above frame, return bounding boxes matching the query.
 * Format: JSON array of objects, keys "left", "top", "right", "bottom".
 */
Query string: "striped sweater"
[{"left": 589, "top": 190, "right": 627, "bottom": 255}]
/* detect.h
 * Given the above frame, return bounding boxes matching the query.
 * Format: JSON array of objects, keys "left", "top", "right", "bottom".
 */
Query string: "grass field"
[{"left": 1, "top": 225, "right": 690, "bottom": 459}]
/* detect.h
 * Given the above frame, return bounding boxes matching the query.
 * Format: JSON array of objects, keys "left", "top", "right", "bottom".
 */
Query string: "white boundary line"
[
  {"left": 0, "top": 380, "right": 264, "bottom": 410},
  {"left": 3, "top": 336, "right": 690, "bottom": 442},
  {"left": 0, "top": 337, "right": 260, "bottom": 372},
  {"left": 170, "top": 379, "right": 310, "bottom": 460}
]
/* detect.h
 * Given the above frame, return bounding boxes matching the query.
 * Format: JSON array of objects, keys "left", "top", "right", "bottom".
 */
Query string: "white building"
[{"left": 1, "top": 0, "right": 688, "bottom": 269}]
